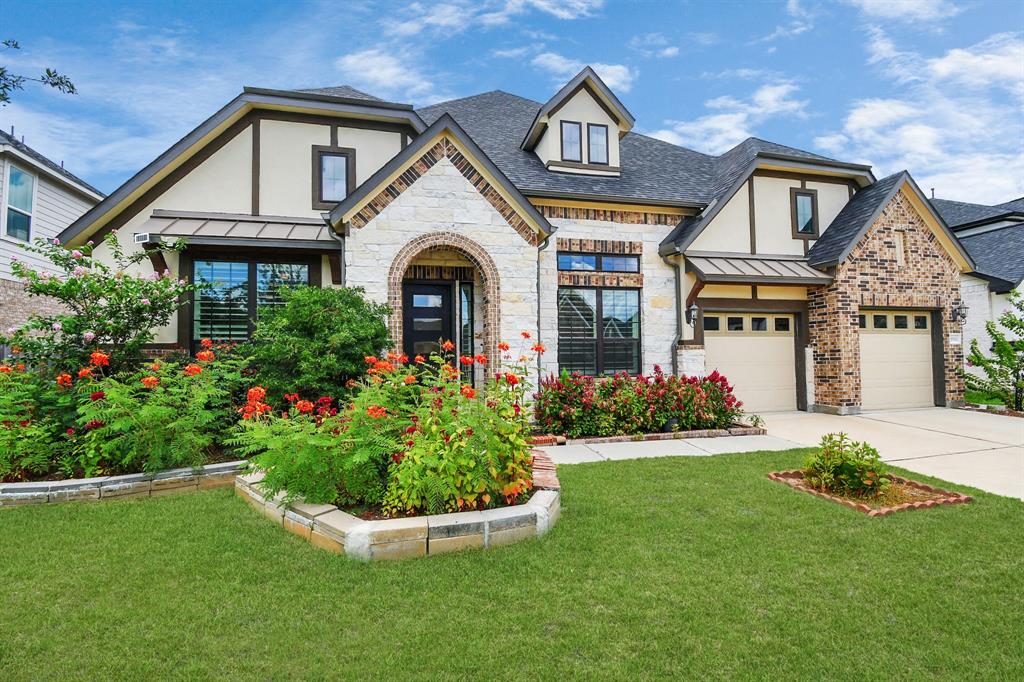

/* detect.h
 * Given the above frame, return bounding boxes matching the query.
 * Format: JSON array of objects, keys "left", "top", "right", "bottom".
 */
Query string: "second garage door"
[
  {"left": 859, "top": 310, "right": 935, "bottom": 410},
  {"left": 703, "top": 312, "right": 797, "bottom": 414}
]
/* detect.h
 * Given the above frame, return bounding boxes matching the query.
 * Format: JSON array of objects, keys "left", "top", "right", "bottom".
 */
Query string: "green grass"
[
  {"left": 965, "top": 388, "right": 1009, "bottom": 407},
  {"left": 2, "top": 449, "right": 1021, "bottom": 680}
]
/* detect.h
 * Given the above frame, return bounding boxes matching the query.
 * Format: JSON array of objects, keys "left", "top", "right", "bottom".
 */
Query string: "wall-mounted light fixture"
[
  {"left": 950, "top": 302, "right": 969, "bottom": 324},
  {"left": 685, "top": 303, "right": 699, "bottom": 327}
]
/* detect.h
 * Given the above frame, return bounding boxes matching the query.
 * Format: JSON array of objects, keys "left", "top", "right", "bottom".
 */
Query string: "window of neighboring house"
[
  {"left": 557, "top": 287, "right": 640, "bottom": 375},
  {"left": 312, "top": 146, "right": 355, "bottom": 210},
  {"left": 790, "top": 188, "right": 818, "bottom": 238},
  {"left": 4, "top": 165, "right": 35, "bottom": 242},
  {"left": 587, "top": 124, "right": 609, "bottom": 165},
  {"left": 192, "top": 258, "right": 312, "bottom": 345},
  {"left": 560, "top": 121, "right": 582, "bottom": 162},
  {"left": 557, "top": 253, "right": 640, "bottom": 273}
]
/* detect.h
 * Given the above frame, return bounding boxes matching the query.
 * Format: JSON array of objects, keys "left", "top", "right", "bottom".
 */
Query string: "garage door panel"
[
  {"left": 704, "top": 315, "right": 797, "bottom": 414},
  {"left": 860, "top": 311, "right": 934, "bottom": 410}
]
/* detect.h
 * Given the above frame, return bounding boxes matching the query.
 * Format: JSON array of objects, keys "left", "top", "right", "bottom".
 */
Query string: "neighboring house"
[
  {"left": 58, "top": 69, "right": 974, "bottom": 415},
  {"left": 931, "top": 197, "right": 1024, "bottom": 371},
  {"left": 0, "top": 129, "right": 104, "bottom": 332}
]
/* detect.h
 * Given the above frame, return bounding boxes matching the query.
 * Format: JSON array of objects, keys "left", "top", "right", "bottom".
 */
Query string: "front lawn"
[{"left": 1, "top": 449, "right": 1021, "bottom": 679}]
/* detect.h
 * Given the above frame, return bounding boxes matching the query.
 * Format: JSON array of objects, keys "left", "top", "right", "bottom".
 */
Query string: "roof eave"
[
  {"left": 242, "top": 86, "right": 416, "bottom": 111},
  {"left": 0, "top": 144, "right": 105, "bottom": 202}
]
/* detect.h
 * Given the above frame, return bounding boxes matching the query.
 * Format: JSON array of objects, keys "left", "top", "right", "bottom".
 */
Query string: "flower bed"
[
  {"left": 534, "top": 368, "right": 744, "bottom": 439},
  {"left": 235, "top": 451, "right": 560, "bottom": 560},
  {"left": 768, "top": 470, "right": 972, "bottom": 516}
]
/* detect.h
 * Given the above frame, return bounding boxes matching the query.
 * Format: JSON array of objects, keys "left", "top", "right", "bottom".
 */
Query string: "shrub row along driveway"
[
  {"left": 765, "top": 408, "right": 1024, "bottom": 499},
  {"left": 1, "top": 451, "right": 1020, "bottom": 679}
]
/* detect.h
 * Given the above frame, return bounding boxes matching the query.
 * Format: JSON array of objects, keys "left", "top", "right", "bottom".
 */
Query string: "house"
[
  {"left": 931, "top": 196, "right": 1024, "bottom": 371},
  {"left": 0, "top": 129, "right": 104, "bottom": 333},
  {"left": 57, "top": 68, "right": 974, "bottom": 415}
]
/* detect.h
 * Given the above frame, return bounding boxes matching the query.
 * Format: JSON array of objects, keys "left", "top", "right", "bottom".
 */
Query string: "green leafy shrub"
[
  {"left": 0, "top": 364, "right": 63, "bottom": 481},
  {"left": 966, "top": 290, "right": 1023, "bottom": 411},
  {"left": 1, "top": 234, "right": 193, "bottom": 372},
  {"left": 243, "top": 286, "right": 391, "bottom": 402},
  {"left": 802, "top": 433, "right": 889, "bottom": 497},
  {"left": 534, "top": 367, "right": 743, "bottom": 438},
  {"left": 231, "top": 339, "right": 538, "bottom": 515}
]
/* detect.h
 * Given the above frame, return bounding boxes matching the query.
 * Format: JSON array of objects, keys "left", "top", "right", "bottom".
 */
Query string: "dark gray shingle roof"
[
  {"left": 929, "top": 198, "right": 1015, "bottom": 229},
  {"left": 0, "top": 129, "right": 104, "bottom": 197},
  {"left": 959, "top": 223, "right": 1024, "bottom": 289},
  {"left": 806, "top": 171, "right": 907, "bottom": 267},
  {"left": 995, "top": 197, "right": 1024, "bottom": 212},
  {"left": 295, "top": 85, "right": 384, "bottom": 102}
]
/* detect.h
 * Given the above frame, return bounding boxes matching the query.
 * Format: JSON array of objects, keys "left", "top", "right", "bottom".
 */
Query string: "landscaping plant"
[
  {"left": 242, "top": 286, "right": 391, "bottom": 403},
  {"left": 1, "top": 234, "right": 194, "bottom": 372},
  {"left": 534, "top": 367, "right": 743, "bottom": 438},
  {"left": 802, "top": 432, "right": 889, "bottom": 497},
  {"left": 965, "top": 290, "right": 1024, "bottom": 411}
]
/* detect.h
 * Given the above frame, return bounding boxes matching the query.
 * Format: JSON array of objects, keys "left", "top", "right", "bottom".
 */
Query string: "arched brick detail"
[{"left": 388, "top": 232, "right": 501, "bottom": 363}]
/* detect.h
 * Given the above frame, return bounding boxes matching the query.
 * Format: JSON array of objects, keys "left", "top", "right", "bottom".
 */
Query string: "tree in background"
[
  {"left": 1, "top": 39, "right": 76, "bottom": 105},
  {"left": 966, "top": 291, "right": 1024, "bottom": 411}
]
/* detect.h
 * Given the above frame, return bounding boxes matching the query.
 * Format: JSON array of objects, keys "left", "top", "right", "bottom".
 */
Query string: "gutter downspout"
[
  {"left": 537, "top": 234, "right": 552, "bottom": 378},
  {"left": 323, "top": 213, "right": 345, "bottom": 286},
  {"left": 661, "top": 252, "right": 682, "bottom": 376}
]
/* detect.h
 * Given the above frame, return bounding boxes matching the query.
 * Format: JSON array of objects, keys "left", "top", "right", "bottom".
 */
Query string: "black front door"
[{"left": 402, "top": 283, "right": 454, "bottom": 358}]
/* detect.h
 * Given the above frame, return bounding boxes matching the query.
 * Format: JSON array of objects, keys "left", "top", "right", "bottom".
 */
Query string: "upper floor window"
[
  {"left": 4, "top": 165, "right": 35, "bottom": 242},
  {"left": 558, "top": 252, "right": 640, "bottom": 273},
  {"left": 790, "top": 188, "right": 819, "bottom": 239},
  {"left": 587, "top": 124, "right": 609, "bottom": 165},
  {"left": 560, "top": 121, "right": 582, "bottom": 162},
  {"left": 312, "top": 146, "right": 355, "bottom": 210}
]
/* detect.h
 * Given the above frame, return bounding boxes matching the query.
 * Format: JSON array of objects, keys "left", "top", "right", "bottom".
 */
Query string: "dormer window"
[
  {"left": 560, "top": 121, "right": 582, "bottom": 162},
  {"left": 588, "top": 124, "right": 608, "bottom": 165},
  {"left": 790, "top": 188, "right": 819, "bottom": 239}
]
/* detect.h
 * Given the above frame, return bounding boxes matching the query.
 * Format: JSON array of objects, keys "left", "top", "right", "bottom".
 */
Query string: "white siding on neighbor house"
[
  {"left": 539, "top": 217, "right": 678, "bottom": 377},
  {"left": 0, "top": 157, "right": 95, "bottom": 281},
  {"left": 962, "top": 274, "right": 1024, "bottom": 377}
]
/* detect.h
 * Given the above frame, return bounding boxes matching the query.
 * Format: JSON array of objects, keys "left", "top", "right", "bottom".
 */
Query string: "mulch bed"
[{"left": 768, "top": 470, "right": 972, "bottom": 517}]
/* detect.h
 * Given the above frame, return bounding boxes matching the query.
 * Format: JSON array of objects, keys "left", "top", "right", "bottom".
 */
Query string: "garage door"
[
  {"left": 859, "top": 310, "right": 934, "bottom": 410},
  {"left": 703, "top": 312, "right": 797, "bottom": 414}
]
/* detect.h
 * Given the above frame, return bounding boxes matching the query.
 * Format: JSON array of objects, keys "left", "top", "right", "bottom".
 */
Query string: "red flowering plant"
[{"left": 534, "top": 366, "right": 743, "bottom": 439}]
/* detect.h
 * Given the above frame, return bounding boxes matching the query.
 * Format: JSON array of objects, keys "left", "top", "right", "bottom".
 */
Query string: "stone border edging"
[
  {"left": 958, "top": 404, "right": 1024, "bottom": 419},
  {"left": 768, "top": 470, "right": 972, "bottom": 517},
  {"left": 531, "top": 423, "right": 765, "bottom": 447},
  {"left": 235, "top": 451, "right": 561, "bottom": 560},
  {"left": 0, "top": 460, "right": 247, "bottom": 507}
]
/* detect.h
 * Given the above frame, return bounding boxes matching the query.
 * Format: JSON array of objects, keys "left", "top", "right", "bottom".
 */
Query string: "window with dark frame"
[
  {"left": 557, "top": 287, "right": 640, "bottom": 376},
  {"left": 192, "top": 258, "right": 312, "bottom": 345},
  {"left": 4, "top": 165, "right": 34, "bottom": 242},
  {"left": 557, "top": 252, "right": 640, "bottom": 273},
  {"left": 587, "top": 123, "right": 609, "bottom": 165},
  {"left": 790, "top": 188, "right": 819, "bottom": 238},
  {"left": 560, "top": 121, "right": 582, "bottom": 162},
  {"left": 312, "top": 146, "right": 355, "bottom": 210}
]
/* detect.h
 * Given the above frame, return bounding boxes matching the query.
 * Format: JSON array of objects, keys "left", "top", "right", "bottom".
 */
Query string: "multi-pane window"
[
  {"left": 560, "top": 121, "right": 582, "bottom": 162},
  {"left": 791, "top": 189, "right": 818, "bottom": 237},
  {"left": 557, "top": 287, "right": 640, "bottom": 375},
  {"left": 5, "top": 165, "right": 34, "bottom": 242},
  {"left": 193, "top": 259, "right": 310, "bottom": 344},
  {"left": 587, "top": 124, "right": 609, "bottom": 165},
  {"left": 557, "top": 253, "right": 640, "bottom": 273}
]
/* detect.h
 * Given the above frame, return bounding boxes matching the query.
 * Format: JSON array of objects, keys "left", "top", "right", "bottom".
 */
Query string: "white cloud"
[
  {"left": 334, "top": 48, "right": 439, "bottom": 100},
  {"left": 648, "top": 81, "right": 808, "bottom": 154},
  {"left": 844, "top": 0, "right": 961, "bottom": 22},
  {"left": 814, "top": 29, "right": 1024, "bottom": 204},
  {"left": 479, "top": 0, "right": 602, "bottom": 25},
  {"left": 491, "top": 46, "right": 532, "bottom": 59},
  {"left": 531, "top": 51, "right": 637, "bottom": 91},
  {"left": 628, "top": 33, "right": 681, "bottom": 58},
  {"left": 757, "top": 0, "right": 816, "bottom": 43}
]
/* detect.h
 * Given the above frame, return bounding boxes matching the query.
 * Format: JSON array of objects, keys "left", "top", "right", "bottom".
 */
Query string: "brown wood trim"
[
  {"left": 585, "top": 123, "right": 609, "bottom": 166},
  {"left": 176, "top": 251, "right": 193, "bottom": 350},
  {"left": 141, "top": 243, "right": 168, "bottom": 273},
  {"left": 747, "top": 178, "right": 757, "bottom": 254},
  {"left": 327, "top": 252, "right": 342, "bottom": 285},
  {"left": 251, "top": 118, "right": 260, "bottom": 216},
  {"left": 311, "top": 145, "right": 357, "bottom": 211},
  {"left": 559, "top": 120, "right": 583, "bottom": 162},
  {"left": 545, "top": 159, "right": 621, "bottom": 173},
  {"left": 930, "top": 310, "right": 946, "bottom": 407},
  {"left": 754, "top": 168, "right": 859, "bottom": 193},
  {"left": 330, "top": 124, "right": 338, "bottom": 147},
  {"left": 790, "top": 186, "right": 820, "bottom": 240},
  {"left": 254, "top": 109, "right": 415, "bottom": 135}
]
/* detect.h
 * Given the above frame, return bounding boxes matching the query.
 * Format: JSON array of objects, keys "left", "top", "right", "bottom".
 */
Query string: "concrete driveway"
[{"left": 764, "top": 408, "right": 1024, "bottom": 499}]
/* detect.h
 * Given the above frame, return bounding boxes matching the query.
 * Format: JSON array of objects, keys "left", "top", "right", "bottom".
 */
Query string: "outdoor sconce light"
[
  {"left": 950, "top": 302, "right": 969, "bottom": 324},
  {"left": 685, "top": 303, "right": 700, "bottom": 326}
]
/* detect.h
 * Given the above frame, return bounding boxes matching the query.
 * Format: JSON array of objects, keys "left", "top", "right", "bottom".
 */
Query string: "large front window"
[
  {"left": 557, "top": 287, "right": 640, "bottom": 375},
  {"left": 5, "top": 165, "right": 34, "bottom": 242},
  {"left": 192, "top": 259, "right": 310, "bottom": 343}
]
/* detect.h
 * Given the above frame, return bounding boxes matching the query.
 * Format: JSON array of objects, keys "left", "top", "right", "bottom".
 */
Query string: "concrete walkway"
[{"left": 537, "top": 434, "right": 802, "bottom": 464}]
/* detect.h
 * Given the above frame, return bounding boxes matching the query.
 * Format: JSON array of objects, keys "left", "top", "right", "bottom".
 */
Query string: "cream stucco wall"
[
  {"left": 258, "top": 120, "right": 330, "bottom": 218},
  {"left": 807, "top": 180, "right": 851, "bottom": 239},
  {"left": 690, "top": 181, "right": 751, "bottom": 253},
  {"left": 752, "top": 176, "right": 802, "bottom": 255},
  {"left": 337, "top": 126, "right": 404, "bottom": 185},
  {"left": 535, "top": 89, "right": 620, "bottom": 169}
]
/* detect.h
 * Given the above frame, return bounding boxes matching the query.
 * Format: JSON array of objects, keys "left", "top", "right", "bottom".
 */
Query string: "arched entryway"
[{"left": 388, "top": 232, "right": 501, "bottom": 374}]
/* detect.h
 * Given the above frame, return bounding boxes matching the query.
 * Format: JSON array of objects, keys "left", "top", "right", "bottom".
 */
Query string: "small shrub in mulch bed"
[{"left": 768, "top": 433, "right": 971, "bottom": 516}]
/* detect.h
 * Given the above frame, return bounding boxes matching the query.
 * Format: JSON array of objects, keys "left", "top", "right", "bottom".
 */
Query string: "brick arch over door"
[{"left": 388, "top": 231, "right": 501, "bottom": 363}]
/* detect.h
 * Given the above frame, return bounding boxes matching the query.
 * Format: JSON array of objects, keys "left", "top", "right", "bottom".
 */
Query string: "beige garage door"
[
  {"left": 703, "top": 312, "right": 797, "bottom": 414},
  {"left": 859, "top": 310, "right": 934, "bottom": 410}
]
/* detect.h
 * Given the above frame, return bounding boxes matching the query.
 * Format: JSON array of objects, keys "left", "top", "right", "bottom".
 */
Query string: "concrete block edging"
[{"left": 235, "top": 451, "right": 561, "bottom": 560}]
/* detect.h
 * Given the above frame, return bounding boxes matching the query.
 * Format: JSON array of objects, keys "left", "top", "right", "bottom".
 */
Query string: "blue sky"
[{"left": 2, "top": 0, "right": 1021, "bottom": 203}]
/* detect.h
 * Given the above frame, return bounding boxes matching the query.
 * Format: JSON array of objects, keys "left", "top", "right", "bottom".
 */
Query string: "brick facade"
[
  {"left": 539, "top": 205, "right": 681, "bottom": 225},
  {"left": 808, "top": 188, "right": 964, "bottom": 411},
  {"left": 0, "top": 279, "right": 65, "bottom": 337}
]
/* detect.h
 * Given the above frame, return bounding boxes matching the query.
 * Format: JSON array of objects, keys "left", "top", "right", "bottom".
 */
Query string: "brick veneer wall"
[
  {"left": 808, "top": 188, "right": 965, "bottom": 410},
  {"left": 0, "top": 279, "right": 65, "bottom": 337}
]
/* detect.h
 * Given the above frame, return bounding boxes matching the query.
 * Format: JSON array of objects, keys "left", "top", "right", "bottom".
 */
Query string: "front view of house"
[{"left": 58, "top": 68, "right": 974, "bottom": 415}]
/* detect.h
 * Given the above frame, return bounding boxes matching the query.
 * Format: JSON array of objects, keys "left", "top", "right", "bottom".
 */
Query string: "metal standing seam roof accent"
[
  {"left": 684, "top": 252, "right": 833, "bottom": 284},
  {"left": 139, "top": 210, "right": 334, "bottom": 244}
]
